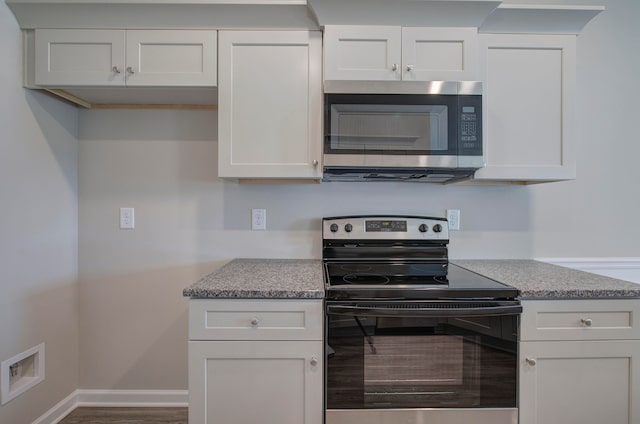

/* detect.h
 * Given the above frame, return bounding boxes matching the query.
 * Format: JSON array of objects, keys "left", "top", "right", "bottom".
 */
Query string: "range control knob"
[
  {"left": 433, "top": 224, "right": 443, "bottom": 233},
  {"left": 329, "top": 223, "right": 339, "bottom": 233},
  {"left": 344, "top": 223, "right": 353, "bottom": 233},
  {"left": 418, "top": 224, "right": 428, "bottom": 233}
]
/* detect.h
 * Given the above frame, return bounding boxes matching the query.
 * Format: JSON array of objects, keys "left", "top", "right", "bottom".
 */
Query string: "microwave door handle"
[{"left": 326, "top": 304, "right": 522, "bottom": 318}]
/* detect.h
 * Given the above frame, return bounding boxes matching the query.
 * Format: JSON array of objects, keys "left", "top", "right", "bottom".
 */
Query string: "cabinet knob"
[
  {"left": 310, "top": 357, "right": 318, "bottom": 366},
  {"left": 406, "top": 64, "right": 414, "bottom": 71},
  {"left": 112, "top": 66, "right": 121, "bottom": 74},
  {"left": 391, "top": 63, "right": 398, "bottom": 72},
  {"left": 581, "top": 318, "right": 593, "bottom": 327},
  {"left": 126, "top": 66, "right": 135, "bottom": 75},
  {"left": 525, "top": 357, "right": 537, "bottom": 366},
  {"left": 250, "top": 317, "right": 259, "bottom": 326},
  {"left": 312, "top": 159, "right": 319, "bottom": 167}
]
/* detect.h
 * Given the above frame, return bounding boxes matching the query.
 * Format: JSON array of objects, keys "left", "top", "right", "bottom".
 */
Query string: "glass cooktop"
[{"left": 324, "top": 263, "right": 519, "bottom": 300}]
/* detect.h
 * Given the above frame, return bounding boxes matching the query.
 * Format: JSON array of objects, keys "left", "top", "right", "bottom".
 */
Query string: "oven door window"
[
  {"left": 324, "top": 94, "right": 458, "bottom": 155},
  {"left": 326, "top": 312, "right": 517, "bottom": 409}
]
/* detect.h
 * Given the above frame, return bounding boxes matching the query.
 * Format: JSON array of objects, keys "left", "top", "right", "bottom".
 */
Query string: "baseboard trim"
[
  {"left": 76, "top": 389, "right": 188, "bottom": 407},
  {"left": 32, "top": 390, "right": 79, "bottom": 424},
  {"left": 32, "top": 389, "right": 188, "bottom": 424}
]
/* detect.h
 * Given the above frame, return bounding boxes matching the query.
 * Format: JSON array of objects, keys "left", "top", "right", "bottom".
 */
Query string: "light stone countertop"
[
  {"left": 183, "top": 258, "right": 640, "bottom": 300},
  {"left": 452, "top": 259, "right": 640, "bottom": 299},
  {"left": 182, "top": 258, "right": 324, "bottom": 299}
]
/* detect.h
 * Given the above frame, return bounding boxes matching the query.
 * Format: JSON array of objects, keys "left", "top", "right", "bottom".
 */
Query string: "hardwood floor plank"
[{"left": 58, "top": 407, "right": 188, "bottom": 424}]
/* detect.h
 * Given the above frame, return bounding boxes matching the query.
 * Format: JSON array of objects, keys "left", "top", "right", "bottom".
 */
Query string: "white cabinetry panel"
[
  {"left": 189, "top": 299, "right": 323, "bottom": 341},
  {"left": 35, "top": 29, "right": 126, "bottom": 86},
  {"left": 475, "top": 34, "right": 576, "bottom": 182},
  {"left": 188, "top": 299, "right": 323, "bottom": 424},
  {"left": 34, "top": 29, "right": 216, "bottom": 88},
  {"left": 520, "top": 300, "right": 640, "bottom": 424},
  {"left": 324, "top": 26, "right": 401, "bottom": 81},
  {"left": 218, "top": 31, "right": 322, "bottom": 180},
  {"left": 519, "top": 341, "right": 639, "bottom": 424},
  {"left": 189, "top": 341, "right": 323, "bottom": 424},
  {"left": 402, "top": 27, "right": 478, "bottom": 81},
  {"left": 521, "top": 299, "right": 640, "bottom": 341},
  {"left": 324, "top": 25, "right": 479, "bottom": 82},
  {"left": 125, "top": 30, "right": 217, "bottom": 86}
]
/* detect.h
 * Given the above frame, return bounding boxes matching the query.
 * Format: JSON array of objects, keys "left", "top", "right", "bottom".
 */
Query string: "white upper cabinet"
[
  {"left": 324, "top": 26, "right": 401, "bottom": 81},
  {"left": 35, "top": 29, "right": 126, "bottom": 86},
  {"left": 401, "top": 27, "right": 479, "bottom": 81},
  {"left": 324, "top": 25, "right": 479, "bottom": 82},
  {"left": 125, "top": 30, "right": 217, "bottom": 87},
  {"left": 34, "top": 29, "right": 217, "bottom": 87},
  {"left": 474, "top": 34, "right": 576, "bottom": 182},
  {"left": 217, "top": 31, "right": 323, "bottom": 181}
]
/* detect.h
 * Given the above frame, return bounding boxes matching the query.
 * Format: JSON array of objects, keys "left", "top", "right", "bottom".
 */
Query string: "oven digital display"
[{"left": 365, "top": 220, "right": 407, "bottom": 232}]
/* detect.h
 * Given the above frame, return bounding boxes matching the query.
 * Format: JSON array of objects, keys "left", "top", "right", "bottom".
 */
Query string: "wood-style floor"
[{"left": 58, "top": 407, "right": 188, "bottom": 424}]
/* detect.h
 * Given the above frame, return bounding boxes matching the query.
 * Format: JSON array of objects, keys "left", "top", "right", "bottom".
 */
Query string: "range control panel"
[{"left": 323, "top": 216, "right": 449, "bottom": 240}]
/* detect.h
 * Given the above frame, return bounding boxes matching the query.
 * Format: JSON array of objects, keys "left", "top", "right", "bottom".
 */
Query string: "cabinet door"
[
  {"left": 324, "top": 25, "right": 401, "bottom": 81},
  {"left": 125, "top": 30, "right": 217, "bottom": 87},
  {"left": 34, "top": 29, "right": 125, "bottom": 86},
  {"left": 189, "top": 340, "right": 323, "bottom": 424},
  {"left": 402, "top": 27, "right": 478, "bottom": 81},
  {"left": 520, "top": 340, "right": 640, "bottom": 424},
  {"left": 475, "top": 35, "right": 576, "bottom": 182},
  {"left": 218, "top": 31, "right": 322, "bottom": 179}
]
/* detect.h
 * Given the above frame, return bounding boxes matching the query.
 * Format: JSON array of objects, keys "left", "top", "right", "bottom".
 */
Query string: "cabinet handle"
[
  {"left": 581, "top": 318, "right": 593, "bottom": 327},
  {"left": 310, "top": 357, "right": 318, "bottom": 366},
  {"left": 406, "top": 64, "right": 414, "bottom": 71},
  {"left": 112, "top": 66, "right": 121, "bottom": 74},
  {"left": 126, "top": 66, "right": 135, "bottom": 75},
  {"left": 312, "top": 159, "right": 319, "bottom": 167},
  {"left": 250, "top": 317, "right": 259, "bottom": 326},
  {"left": 525, "top": 357, "right": 537, "bottom": 366},
  {"left": 391, "top": 63, "right": 398, "bottom": 72}
]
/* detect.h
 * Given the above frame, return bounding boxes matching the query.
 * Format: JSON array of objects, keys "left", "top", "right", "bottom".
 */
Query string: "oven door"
[{"left": 325, "top": 300, "right": 520, "bottom": 424}]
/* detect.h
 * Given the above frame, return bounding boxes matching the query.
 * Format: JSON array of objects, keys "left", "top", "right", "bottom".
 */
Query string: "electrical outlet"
[
  {"left": 252, "top": 209, "right": 266, "bottom": 230},
  {"left": 120, "top": 207, "right": 135, "bottom": 229},
  {"left": 446, "top": 209, "right": 460, "bottom": 231}
]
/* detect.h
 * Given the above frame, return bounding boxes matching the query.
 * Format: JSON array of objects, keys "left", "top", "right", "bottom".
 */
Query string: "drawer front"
[
  {"left": 521, "top": 299, "right": 640, "bottom": 341},
  {"left": 189, "top": 299, "right": 323, "bottom": 341}
]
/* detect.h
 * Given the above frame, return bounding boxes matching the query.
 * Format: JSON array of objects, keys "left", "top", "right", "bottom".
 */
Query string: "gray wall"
[
  {"left": 0, "top": 3, "right": 79, "bottom": 424},
  {"left": 76, "top": 0, "right": 640, "bottom": 390}
]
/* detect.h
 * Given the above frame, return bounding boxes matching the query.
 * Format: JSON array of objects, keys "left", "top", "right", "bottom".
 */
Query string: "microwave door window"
[{"left": 329, "top": 104, "right": 448, "bottom": 154}]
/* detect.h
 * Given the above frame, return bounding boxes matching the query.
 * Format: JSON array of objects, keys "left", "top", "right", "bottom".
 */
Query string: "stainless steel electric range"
[{"left": 323, "top": 215, "right": 521, "bottom": 424}]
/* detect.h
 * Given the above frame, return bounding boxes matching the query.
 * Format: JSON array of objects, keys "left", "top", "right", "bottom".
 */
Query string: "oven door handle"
[{"left": 326, "top": 304, "right": 522, "bottom": 318}]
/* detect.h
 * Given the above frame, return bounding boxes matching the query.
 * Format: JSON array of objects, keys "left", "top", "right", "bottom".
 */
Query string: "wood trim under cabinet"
[{"left": 43, "top": 89, "right": 218, "bottom": 110}]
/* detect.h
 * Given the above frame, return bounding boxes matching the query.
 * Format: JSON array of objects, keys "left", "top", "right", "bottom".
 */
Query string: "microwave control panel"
[{"left": 458, "top": 96, "right": 483, "bottom": 155}]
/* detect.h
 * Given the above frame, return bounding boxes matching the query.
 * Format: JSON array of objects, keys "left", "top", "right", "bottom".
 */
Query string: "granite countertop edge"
[
  {"left": 183, "top": 258, "right": 640, "bottom": 300},
  {"left": 182, "top": 258, "right": 325, "bottom": 299},
  {"left": 451, "top": 259, "right": 640, "bottom": 300}
]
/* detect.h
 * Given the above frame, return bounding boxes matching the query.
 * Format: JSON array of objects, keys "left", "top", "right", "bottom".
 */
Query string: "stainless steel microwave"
[{"left": 323, "top": 81, "right": 483, "bottom": 183}]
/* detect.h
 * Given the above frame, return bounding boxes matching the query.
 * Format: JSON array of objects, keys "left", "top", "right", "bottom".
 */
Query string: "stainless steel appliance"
[
  {"left": 323, "top": 82, "right": 483, "bottom": 183},
  {"left": 323, "top": 215, "right": 521, "bottom": 424}
]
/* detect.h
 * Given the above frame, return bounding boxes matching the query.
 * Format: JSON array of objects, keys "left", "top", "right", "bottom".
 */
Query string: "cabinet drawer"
[
  {"left": 521, "top": 299, "right": 640, "bottom": 341},
  {"left": 189, "top": 299, "right": 323, "bottom": 341}
]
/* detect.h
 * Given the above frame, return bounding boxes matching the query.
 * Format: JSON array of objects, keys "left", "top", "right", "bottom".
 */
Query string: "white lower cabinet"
[
  {"left": 188, "top": 299, "right": 323, "bottom": 424},
  {"left": 520, "top": 340, "right": 640, "bottom": 424},
  {"left": 519, "top": 300, "right": 640, "bottom": 424}
]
